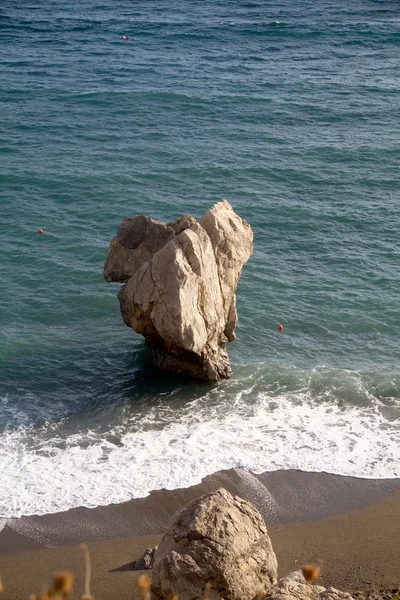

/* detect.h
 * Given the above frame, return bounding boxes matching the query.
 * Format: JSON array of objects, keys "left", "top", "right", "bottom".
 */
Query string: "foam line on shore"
[
  {"left": 1, "top": 468, "right": 399, "bottom": 553},
  {"left": 2, "top": 381, "right": 399, "bottom": 518}
]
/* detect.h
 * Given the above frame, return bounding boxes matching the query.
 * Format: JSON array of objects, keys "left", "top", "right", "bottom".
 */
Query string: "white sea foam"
[{"left": 1, "top": 386, "right": 399, "bottom": 518}]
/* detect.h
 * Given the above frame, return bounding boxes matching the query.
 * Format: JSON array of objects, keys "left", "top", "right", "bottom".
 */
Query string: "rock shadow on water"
[{"left": 120, "top": 343, "right": 220, "bottom": 407}]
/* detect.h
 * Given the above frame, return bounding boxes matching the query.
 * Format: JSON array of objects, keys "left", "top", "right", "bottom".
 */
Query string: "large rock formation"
[
  {"left": 151, "top": 488, "right": 278, "bottom": 600},
  {"left": 265, "top": 571, "right": 354, "bottom": 600},
  {"left": 104, "top": 200, "right": 253, "bottom": 381}
]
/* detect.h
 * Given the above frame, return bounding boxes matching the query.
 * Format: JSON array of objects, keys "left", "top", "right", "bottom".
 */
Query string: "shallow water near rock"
[{"left": 1, "top": 0, "right": 399, "bottom": 517}]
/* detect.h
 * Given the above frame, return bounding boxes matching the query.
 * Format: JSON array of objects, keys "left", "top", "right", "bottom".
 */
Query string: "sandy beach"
[{"left": 1, "top": 469, "right": 400, "bottom": 599}]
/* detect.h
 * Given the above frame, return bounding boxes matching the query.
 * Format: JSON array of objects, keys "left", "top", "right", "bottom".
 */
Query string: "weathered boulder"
[
  {"left": 199, "top": 201, "right": 253, "bottom": 342},
  {"left": 151, "top": 488, "right": 277, "bottom": 600},
  {"left": 265, "top": 571, "right": 354, "bottom": 600},
  {"left": 104, "top": 216, "right": 175, "bottom": 283},
  {"left": 104, "top": 200, "right": 253, "bottom": 381}
]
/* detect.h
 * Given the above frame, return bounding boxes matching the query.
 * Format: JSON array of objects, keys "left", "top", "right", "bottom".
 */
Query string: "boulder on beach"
[
  {"left": 151, "top": 487, "right": 277, "bottom": 600},
  {"left": 104, "top": 200, "right": 253, "bottom": 381},
  {"left": 265, "top": 571, "right": 354, "bottom": 600}
]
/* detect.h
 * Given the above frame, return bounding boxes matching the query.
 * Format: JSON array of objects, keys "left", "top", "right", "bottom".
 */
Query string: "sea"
[{"left": 1, "top": 0, "right": 399, "bottom": 520}]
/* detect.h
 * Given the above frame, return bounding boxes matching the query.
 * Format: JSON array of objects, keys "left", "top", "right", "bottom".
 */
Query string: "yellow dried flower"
[
  {"left": 50, "top": 572, "right": 74, "bottom": 597},
  {"left": 137, "top": 575, "right": 151, "bottom": 593},
  {"left": 302, "top": 564, "right": 320, "bottom": 583}
]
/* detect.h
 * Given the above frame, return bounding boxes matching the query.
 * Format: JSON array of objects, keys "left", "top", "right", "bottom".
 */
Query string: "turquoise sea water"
[{"left": 1, "top": 0, "right": 399, "bottom": 518}]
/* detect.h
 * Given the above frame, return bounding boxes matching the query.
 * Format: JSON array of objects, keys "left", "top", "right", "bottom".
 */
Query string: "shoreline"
[
  {"left": 2, "top": 467, "right": 400, "bottom": 552},
  {"left": 1, "top": 468, "right": 400, "bottom": 598}
]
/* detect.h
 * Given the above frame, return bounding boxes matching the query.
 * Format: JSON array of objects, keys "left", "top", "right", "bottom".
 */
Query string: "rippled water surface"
[{"left": 1, "top": 0, "right": 399, "bottom": 517}]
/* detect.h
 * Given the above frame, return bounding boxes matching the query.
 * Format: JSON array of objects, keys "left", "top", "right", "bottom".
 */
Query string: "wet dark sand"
[{"left": 1, "top": 469, "right": 400, "bottom": 599}]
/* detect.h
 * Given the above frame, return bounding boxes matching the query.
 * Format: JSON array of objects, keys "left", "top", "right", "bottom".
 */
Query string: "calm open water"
[{"left": 1, "top": 0, "right": 399, "bottom": 518}]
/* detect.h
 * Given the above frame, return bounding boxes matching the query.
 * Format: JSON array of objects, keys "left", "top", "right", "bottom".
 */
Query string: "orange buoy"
[
  {"left": 38, "top": 228, "right": 43, "bottom": 234},
  {"left": 123, "top": 35, "right": 129, "bottom": 40},
  {"left": 277, "top": 324, "right": 283, "bottom": 331}
]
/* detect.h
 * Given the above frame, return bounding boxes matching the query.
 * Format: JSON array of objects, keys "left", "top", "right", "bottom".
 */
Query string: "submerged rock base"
[{"left": 104, "top": 200, "right": 253, "bottom": 381}]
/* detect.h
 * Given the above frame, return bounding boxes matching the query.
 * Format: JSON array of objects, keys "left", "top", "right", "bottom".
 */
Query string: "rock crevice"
[{"left": 104, "top": 200, "right": 253, "bottom": 381}]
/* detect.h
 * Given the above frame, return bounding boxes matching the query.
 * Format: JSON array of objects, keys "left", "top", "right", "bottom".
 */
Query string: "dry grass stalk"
[
  {"left": 303, "top": 564, "right": 320, "bottom": 600},
  {"left": 0, "top": 577, "right": 3, "bottom": 593},
  {"left": 80, "top": 544, "right": 92, "bottom": 600},
  {"left": 203, "top": 581, "right": 212, "bottom": 600}
]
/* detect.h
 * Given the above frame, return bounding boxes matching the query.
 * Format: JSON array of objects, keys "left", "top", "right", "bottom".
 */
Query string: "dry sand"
[{"left": 1, "top": 469, "right": 399, "bottom": 599}]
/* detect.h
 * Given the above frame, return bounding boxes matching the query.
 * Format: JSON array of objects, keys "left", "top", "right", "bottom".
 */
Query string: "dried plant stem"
[
  {"left": 306, "top": 581, "right": 311, "bottom": 600},
  {"left": 302, "top": 564, "right": 320, "bottom": 600},
  {"left": 80, "top": 544, "right": 92, "bottom": 598},
  {"left": 203, "top": 581, "right": 212, "bottom": 600}
]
